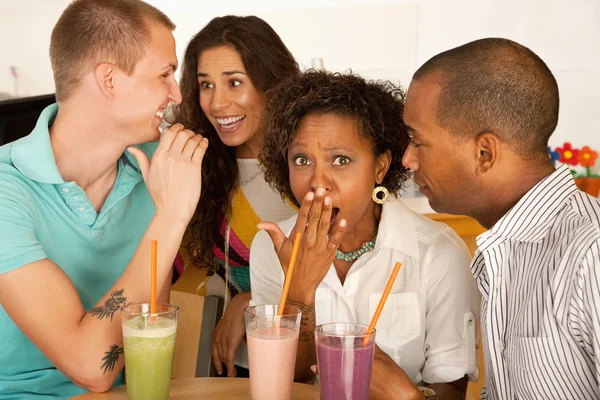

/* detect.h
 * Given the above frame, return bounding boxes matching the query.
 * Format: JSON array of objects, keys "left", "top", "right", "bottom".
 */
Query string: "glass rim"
[
  {"left": 120, "top": 302, "right": 179, "bottom": 317},
  {"left": 315, "top": 323, "right": 375, "bottom": 338},
  {"left": 245, "top": 304, "right": 302, "bottom": 318}
]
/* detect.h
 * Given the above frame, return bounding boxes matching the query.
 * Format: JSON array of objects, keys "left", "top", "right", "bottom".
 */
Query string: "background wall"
[{"left": 1, "top": 0, "right": 598, "bottom": 151}]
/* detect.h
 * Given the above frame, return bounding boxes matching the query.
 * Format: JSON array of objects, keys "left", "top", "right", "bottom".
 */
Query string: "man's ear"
[
  {"left": 375, "top": 149, "right": 392, "bottom": 183},
  {"left": 475, "top": 132, "right": 500, "bottom": 175},
  {"left": 95, "top": 62, "right": 118, "bottom": 99}
]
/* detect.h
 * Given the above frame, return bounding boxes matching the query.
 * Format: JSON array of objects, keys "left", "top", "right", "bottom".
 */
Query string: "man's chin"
[
  {"left": 426, "top": 197, "right": 461, "bottom": 216},
  {"left": 151, "top": 132, "right": 162, "bottom": 142},
  {"left": 130, "top": 132, "right": 160, "bottom": 146},
  {"left": 146, "top": 128, "right": 162, "bottom": 143},
  {"left": 424, "top": 195, "right": 442, "bottom": 213}
]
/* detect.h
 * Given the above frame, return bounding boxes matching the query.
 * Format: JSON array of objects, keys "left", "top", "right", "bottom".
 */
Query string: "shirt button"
[
  {"left": 495, "top": 340, "right": 505, "bottom": 352},
  {"left": 62, "top": 188, "right": 70, "bottom": 193},
  {"left": 78, "top": 207, "right": 85, "bottom": 212}
]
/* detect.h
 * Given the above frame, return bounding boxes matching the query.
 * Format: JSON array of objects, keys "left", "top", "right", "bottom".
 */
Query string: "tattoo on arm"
[
  {"left": 101, "top": 344, "right": 124, "bottom": 373},
  {"left": 286, "top": 300, "right": 316, "bottom": 341},
  {"left": 89, "top": 289, "right": 127, "bottom": 321}
]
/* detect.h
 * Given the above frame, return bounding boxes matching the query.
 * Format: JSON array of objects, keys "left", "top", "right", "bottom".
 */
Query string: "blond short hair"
[{"left": 50, "top": 0, "right": 175, "bottom": 101}]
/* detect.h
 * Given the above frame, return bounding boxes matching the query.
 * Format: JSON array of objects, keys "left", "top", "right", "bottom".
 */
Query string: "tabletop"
[{"left": 71, "top": 377, "right": 320, "bottom": 399}]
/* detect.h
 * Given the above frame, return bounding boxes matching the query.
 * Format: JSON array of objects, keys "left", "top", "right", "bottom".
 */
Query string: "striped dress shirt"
[{"left": 472, "top": 165, "right": 600, "bottom": 399}]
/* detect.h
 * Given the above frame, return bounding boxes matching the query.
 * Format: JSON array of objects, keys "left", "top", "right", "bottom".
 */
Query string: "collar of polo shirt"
[
  {"left": 10, "top": 104, "right": 149, "bottom": 185},
  {"left": 11, "top": 104, "right": 63, "bottom": 184}
]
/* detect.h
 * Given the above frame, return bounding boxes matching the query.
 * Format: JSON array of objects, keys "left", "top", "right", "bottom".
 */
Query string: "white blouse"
[{"left": 250, "top": 198, "right": 480, "bottom": 384}]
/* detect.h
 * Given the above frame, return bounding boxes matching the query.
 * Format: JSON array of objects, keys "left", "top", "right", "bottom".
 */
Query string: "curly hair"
[
  {"left": 171, "top": 15, "right": 299, "bottom": 271},
  {"left": 259, "top": 71, "right": 411, "bottom": 206}
]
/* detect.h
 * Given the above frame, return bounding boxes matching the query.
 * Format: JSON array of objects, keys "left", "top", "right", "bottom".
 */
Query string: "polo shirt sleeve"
[
  {"left": 421, "top": 228, "right": 480, "bottom": 384},
  {"left": 0, "top": 176, "right": 47, "bottom": 274},
  {"left": 249, "top": 229, "right": 285, "bottom": 306}
]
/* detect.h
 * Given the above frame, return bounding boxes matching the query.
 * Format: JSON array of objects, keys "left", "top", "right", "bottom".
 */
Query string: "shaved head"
[{"left": 413, "top": 38, "right": 559, "bottom": 160}]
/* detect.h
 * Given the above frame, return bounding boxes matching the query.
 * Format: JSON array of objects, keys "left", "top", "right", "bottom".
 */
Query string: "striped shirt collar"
[{"left": 479, "top": 164, "right": 577, "bottom": 246}]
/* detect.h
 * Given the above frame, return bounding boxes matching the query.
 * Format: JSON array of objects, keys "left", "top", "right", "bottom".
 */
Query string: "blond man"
[{"left": 0, "top": 1, "right": 208, "bottom": 398}]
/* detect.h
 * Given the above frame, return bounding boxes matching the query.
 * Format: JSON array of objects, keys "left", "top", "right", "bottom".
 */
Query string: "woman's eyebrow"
[{"left": 321, "top": 145, "right": 357, "bottom": 154}]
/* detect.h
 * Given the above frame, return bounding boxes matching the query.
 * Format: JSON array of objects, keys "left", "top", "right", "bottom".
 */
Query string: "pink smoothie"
[
  {"left": 316, "top": 338, "right": 375, "bottom": 400},
  {"left": 247, "top": 327, "right": 299, "bottom": 400}
]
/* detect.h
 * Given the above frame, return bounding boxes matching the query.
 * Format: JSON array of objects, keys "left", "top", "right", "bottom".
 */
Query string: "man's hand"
[{"left": 128, "top": 123, "right": 208, "bottom": 224}]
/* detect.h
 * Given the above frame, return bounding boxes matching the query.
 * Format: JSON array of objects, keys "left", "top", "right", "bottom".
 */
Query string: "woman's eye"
[
  {"left": 333, "top": 156, "right": 350, "bottom": 166},
  {"left": 200, "top": 82, "right": 213, "bottom": 90},
  {"left": 231, "top": 80, "right": 241, "bottom": 87},
  {"left": 294, "top": 156, "right": 310, "bottom": 166}
]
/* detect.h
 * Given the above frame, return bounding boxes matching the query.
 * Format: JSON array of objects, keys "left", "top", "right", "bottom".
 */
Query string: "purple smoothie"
[{"left": 316, "top": 337, "right": 375, "bottom": 400}]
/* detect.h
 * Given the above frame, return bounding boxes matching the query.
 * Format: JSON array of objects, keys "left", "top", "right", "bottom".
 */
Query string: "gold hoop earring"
[{"left": 372, "top": 186, "right": 389, "bottom": 204}]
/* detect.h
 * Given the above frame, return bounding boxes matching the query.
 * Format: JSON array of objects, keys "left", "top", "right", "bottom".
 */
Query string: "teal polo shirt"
[{"left": 0, "top": 104, "right": 158, "bottom": 399}]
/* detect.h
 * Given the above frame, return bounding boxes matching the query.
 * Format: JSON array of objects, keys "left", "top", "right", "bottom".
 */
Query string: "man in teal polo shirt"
[{"left": 0, "top": 1, "right": 208, "bottom": 399}]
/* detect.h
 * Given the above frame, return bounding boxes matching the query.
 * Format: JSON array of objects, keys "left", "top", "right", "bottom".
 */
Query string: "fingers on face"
[
  {"left": 318, "top": 196, "right": 333, "bottom": 234},
  {"left": 305, "top": 188, "right": 326, "bottom": 242},
  {"left": 294, "top": 191, "right": 314, "bottom": 236},
  {"left": 327, "top": 218, "right": 346, "bottom": 254}
]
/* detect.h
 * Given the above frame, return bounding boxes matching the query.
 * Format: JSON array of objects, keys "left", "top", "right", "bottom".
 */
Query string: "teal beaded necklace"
[{"left": 336, "top": 235, "right": 377, "bottom": 262}]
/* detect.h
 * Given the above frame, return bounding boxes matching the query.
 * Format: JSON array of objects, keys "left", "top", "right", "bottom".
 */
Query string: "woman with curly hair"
[
  {"left": 251, "top": 71, "right": 480, "bottom": 399},
  {"left": 171, "top": 16, "right": 299, "bottom": 378}
]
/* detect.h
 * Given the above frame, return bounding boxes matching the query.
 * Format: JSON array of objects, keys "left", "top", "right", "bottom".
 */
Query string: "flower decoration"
[
  {"left": 548, "top": 143, "right": 598, "bottom": 180},
  {"left": 555, "top": 142, "right": 579, "bottom": 166},
  {"left": 579, "top": 146, "right": 598, "bottom": 168},
  {"left": 548, "top": 146, "right": 560, "bottom": 165}
]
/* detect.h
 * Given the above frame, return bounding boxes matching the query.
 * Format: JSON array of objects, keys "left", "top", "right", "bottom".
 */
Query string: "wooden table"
[{"left": 72, "top": 377, "right": 320, "bottom": 399}]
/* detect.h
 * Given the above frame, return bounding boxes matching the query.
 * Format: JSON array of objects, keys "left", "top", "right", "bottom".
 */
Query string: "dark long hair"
[{"left": 172, "top": 15, "right": 299, "bottom": 271}]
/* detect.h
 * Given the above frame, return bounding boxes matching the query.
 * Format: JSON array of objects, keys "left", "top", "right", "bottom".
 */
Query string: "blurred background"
[{"left": 1, "top": 0, "right": 599, "bottom": 199}]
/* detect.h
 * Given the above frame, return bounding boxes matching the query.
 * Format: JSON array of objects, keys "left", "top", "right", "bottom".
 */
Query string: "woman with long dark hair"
[{"left": 172, "top": 15, "right": 299, "bottom": 377}]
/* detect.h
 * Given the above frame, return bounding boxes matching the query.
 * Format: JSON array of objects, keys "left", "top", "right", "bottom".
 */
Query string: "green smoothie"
[{"left": 122, "top": 316, "right": 177, "bottom": 400}]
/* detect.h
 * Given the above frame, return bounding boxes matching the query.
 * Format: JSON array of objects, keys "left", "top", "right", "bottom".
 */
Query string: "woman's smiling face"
[{"left": 197, "top": 45, "right": 265, "bottom": 158}]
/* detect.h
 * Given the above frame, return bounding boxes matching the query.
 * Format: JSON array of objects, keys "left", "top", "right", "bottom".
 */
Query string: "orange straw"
[
  {"left": 150, "top": 240, "right": 157, "bottom": 323},
  {"left": 363, "top": 262, "right": 402, "bottom": 345},
  {"left": 278, "top": 233, "right": 303, "bottom": 316}
]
